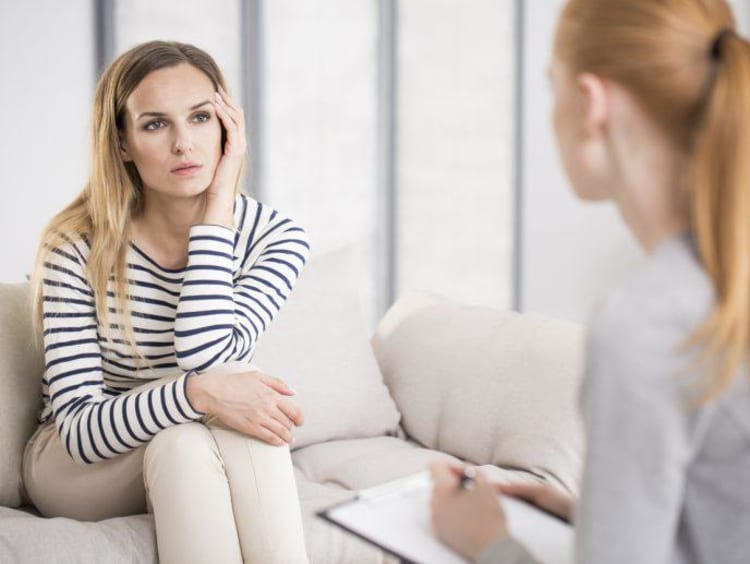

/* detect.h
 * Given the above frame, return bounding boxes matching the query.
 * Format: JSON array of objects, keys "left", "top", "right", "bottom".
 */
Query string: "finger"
[
  {"left": 270, "top": 406, "right": 295, "bottom": 431},
  {"left": 278, "top": 399, "right": 304, "bottom": 426},
  {"left": 248, "top": 424, "right": 285, "bottom": 446},
  {"left": 429, "top": 461, "right": 461, "bottom": 490},
  {"left": 497, "top": 482, "right": 547, "bottom": 502},
  {"left": 215, "top": 90, "right": 244, "bottom": 126},
  {"left": 260, "top": 419, "right": 293, "bottom": 445},
  {"left": 213, "top": 101, "right": 239, "bottom": 154},
  {"left": 214, "top": 91, "right": 238, "bottom": 124},
  {"left": 475, "top": 472, "right": 492, "bottom": 488},
  {"left": 260, "top": 373, "right": 296, "bottom": 396},
  {"left": 447, "top": 463, "right": 472, "bottom": 479},
  {"left": 213, "top": 100, "right": 241, "bottom": 139},
  {"left": 218, "top": 85, "right": 244, "bottom": 118}
]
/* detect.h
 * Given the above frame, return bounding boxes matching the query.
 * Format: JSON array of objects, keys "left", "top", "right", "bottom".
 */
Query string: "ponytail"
[{"left": 690, "top": 30, "right": 750, "bottom": 401}]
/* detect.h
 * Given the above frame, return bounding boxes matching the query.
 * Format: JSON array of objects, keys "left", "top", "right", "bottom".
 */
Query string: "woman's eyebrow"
[{"left": 135, "top": 100, "right": 212, "bottom": 121}]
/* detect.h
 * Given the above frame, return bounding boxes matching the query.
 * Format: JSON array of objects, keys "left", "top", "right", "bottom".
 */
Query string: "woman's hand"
[
  {"left": 203, "top": 85, "right": 246, "bottom": 228},
  {"left": 187, "top": 367, "right": 304, "bottom": 446},
  {"left": 429, "top": 462, "right": 574, "bottom": 562},
  {"left": 496, "top": 481, "right": 573, "bottom": 522},
  {"left": 430, "top": 461, "right": 509, "bottom": 562}
]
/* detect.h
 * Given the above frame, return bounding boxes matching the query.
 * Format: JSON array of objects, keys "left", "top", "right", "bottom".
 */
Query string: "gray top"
[{"left": 479, "top": 233, "right": 750, "bottom": 564}]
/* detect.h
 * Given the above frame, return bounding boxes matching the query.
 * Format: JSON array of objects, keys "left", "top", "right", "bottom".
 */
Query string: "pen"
[{"left": 459, "top": 466, "right": 477, "bottom": 490}]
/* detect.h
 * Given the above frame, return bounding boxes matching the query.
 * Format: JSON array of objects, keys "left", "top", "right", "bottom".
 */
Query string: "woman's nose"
[{"left": 172, "top": 127, "right": 193, "bottom": 154}]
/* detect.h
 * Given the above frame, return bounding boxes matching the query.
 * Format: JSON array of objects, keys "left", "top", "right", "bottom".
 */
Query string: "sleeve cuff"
[
  {"left": 476, "top": 535, "right": 539, "bottom": 564},
  {"left": 186, "top": 225, "right": 236, "bottom": 270},
  {"left": 177, "top": 371, "right": 205, "bottom": 419}
]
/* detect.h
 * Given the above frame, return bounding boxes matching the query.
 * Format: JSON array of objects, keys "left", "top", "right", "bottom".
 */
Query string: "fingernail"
[{"left": 289, "top": 387, "right": 298, "bottom": 395}]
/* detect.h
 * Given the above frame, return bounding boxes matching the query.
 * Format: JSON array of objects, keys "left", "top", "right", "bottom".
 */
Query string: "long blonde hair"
[
  {"left": 556, "top": 0, "right": 750, "bottom": 401},
  {"left": 30, "top": 40, "right": 228, "bottom": 364}
]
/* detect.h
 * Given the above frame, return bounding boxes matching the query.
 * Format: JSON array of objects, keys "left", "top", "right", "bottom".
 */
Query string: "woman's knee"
[{"left": 144, "top": 423, "right": 224, "bottom": 479}]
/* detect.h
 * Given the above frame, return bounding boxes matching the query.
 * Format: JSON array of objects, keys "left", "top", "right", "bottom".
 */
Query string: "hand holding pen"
[
  {"left": 429, "top": 461, "right": 509, "bottom": 561},
  {"left": 429, "top": 461, "right": 573, "bottom": 561}
]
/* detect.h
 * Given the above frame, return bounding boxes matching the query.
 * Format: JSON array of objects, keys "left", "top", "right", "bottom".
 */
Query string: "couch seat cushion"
[
  {"left": 295, "top": 471, "right": 397, "bottom": 564},
  {"left": 292, "top": 436, "right": 540, "bottom": 492},
  {"left": 0, "top": 506, "right": 156, "bottom": 563}
]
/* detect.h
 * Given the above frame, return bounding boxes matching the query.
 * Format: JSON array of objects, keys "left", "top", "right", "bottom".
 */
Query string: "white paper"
[{"left": 322, "top": 467, "right": 574, "bottom": 564}]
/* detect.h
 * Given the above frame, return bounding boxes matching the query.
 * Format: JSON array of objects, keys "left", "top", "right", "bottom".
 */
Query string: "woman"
[
  {"left": 431, "top": 1, "right": 750, "bottom": 563},
  {"left": 25, "top": 41, "right": 310, "bottom": 563}
]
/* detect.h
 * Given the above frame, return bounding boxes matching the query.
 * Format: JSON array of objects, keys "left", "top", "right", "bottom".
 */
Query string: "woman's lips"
[{"left": 171, "top": 164, "right": 203, "bottom": 176}]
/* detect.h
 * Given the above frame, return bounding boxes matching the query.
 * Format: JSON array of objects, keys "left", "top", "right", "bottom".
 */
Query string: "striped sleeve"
[
  {"left": 42, "top": 243, "right": 203, "bottom": 464},
  {"left": 173, "top": 211, "right": 310, "bottom": 372}
]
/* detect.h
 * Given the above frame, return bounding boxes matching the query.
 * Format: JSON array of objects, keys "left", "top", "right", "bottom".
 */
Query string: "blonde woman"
[
  {"left": 431, "top": 1, "right": 750, "bottom": 563},
  {"left": 24, "top": 41, "right": 310, "bottom": 563}
]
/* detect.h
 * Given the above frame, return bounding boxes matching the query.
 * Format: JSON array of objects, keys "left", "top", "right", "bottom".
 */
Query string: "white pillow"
[
  {"left": 252, "top": 247, "right": 401, "bottom": 449},
  {"left": 371, "top": 291, "right": 585, "bottom": 494}
]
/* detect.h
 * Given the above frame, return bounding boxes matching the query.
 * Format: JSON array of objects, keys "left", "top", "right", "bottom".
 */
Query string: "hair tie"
[{"left": 710, "top": 28, "right": 735, "bottom": 60}]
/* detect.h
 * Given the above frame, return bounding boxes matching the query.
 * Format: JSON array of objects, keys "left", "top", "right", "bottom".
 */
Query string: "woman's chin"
[{"left": 142, "top": 181, "right": 212, "bottom": 201}]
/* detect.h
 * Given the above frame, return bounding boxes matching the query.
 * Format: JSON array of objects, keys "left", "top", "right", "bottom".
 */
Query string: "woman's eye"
[
  {"left": 193, "top": 112, "right": 211, "bottom": 123},
  {"left": 143, "top": 120, "right": 166, "bottom": 131}
]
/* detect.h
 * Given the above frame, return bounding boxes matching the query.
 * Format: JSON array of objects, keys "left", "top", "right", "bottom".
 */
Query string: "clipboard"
[{"left": 317, "top": 468, "right": 574, "bottom": 564}]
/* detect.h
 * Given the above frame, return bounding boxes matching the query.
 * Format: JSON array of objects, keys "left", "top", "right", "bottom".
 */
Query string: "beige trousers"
[{"left": 22, "top": 376, "right": 309, "bottom": 564}]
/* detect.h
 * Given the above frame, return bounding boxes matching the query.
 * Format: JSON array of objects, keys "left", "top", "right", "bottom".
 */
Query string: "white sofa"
[{"left": 0, "top": 249, "right": 585, "bottom": 563}]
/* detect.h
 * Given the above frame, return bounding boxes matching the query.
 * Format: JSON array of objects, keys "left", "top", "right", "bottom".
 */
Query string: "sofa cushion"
[
  {"left": 0, "top": 283, "right": 44, "bottom": 508},
  {"left": 371, "top": 292, "right": 585, "bottom": 494},
  {"left": 294, "top": 471, "right": 397, "bottom": 564},
  {"left": 292, "top": 436, "right": 541, "bottom": 492},
  {"left": 252, "top": 247, "right": 401, "bottom": 449},
  {"left": 0, "top": 506, "right": 156, "bottom": 563}
]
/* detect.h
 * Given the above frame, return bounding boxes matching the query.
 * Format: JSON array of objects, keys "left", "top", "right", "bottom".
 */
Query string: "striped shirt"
[{"left": 40, "top": 194, "right": 310, "bottom": 464}]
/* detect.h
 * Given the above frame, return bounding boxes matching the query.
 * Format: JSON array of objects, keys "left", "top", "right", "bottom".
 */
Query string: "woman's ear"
[
  {"left": 577, "top": 72, "right": 610, "bottom": 140},
  {"left": 118, "top": 131, "right": 133, "bottom": 162}
]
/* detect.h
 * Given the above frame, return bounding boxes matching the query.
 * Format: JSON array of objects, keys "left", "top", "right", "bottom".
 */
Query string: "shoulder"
[
  {"left": 587, "top": 233, "right": 714, "bottom": 388},
  {"left": 40, "top": 235, "right": 93, "bottom": 294},
  {"left": 592, "top": 233, "right": 713, "bottom": 344},
  {"left": 43, "top": 234, "right": 91, "bottom": 272}
]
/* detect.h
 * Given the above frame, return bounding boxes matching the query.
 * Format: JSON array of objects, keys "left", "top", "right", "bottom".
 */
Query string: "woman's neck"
[
  {"left": 130, "top": 192, "right": 207, "bottom": 269},
  {"left": 608, "top": 101, "right": 690, "bottom": 253}
]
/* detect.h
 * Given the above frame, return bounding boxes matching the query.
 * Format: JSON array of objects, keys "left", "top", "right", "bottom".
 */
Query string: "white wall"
[
  {"left": 520, "top": 0, "right": 750, "bottom": 324},
  {"left": 113, "top": 0, "right": 242, "bottom": 98},
  {"left": 396, "top": 0, "right": 515, "bottom": 311},
  {"left": 260, "top": 0, "right": 379, "bottom": 324},
  {"left": 734, "top": 0, "right": 750, "bottom": 34},
  {"left": 0, "top": 0, "right": 94, "bottom": 283}
]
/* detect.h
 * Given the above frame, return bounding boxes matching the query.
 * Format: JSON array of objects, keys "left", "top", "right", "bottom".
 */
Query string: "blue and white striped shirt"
[{"left": 40, "top": 194, "right": 310, "bottom": 464}]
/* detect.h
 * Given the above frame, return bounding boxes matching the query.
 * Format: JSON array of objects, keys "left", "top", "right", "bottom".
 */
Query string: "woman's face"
[{"left": 120, "top": 63, "right": 222, "bottom": 199}]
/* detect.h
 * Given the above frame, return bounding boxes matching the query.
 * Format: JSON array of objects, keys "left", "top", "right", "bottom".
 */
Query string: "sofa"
[{"left": 0, "top": 248, "right": 585, "bottom": 563}]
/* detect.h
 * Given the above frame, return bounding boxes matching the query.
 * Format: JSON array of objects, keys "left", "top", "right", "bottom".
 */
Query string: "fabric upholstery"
[
  {"left": 292, "top": 435, "right": 540, "bottom": 491},
  {"left": 294, "top": 471, "right": 397, "bottom": 564},
  {"left": 253, "top": 247, "right": 402, "bottom": 450},
  {"left": 372, "top": 291, "right": 586, "bottom": 494},
  {"left": 0, "top": 283, "right": 44, "bottom": 508},
  {"left": 0, "top": 506, "right": 157, "bottom": 563}
]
